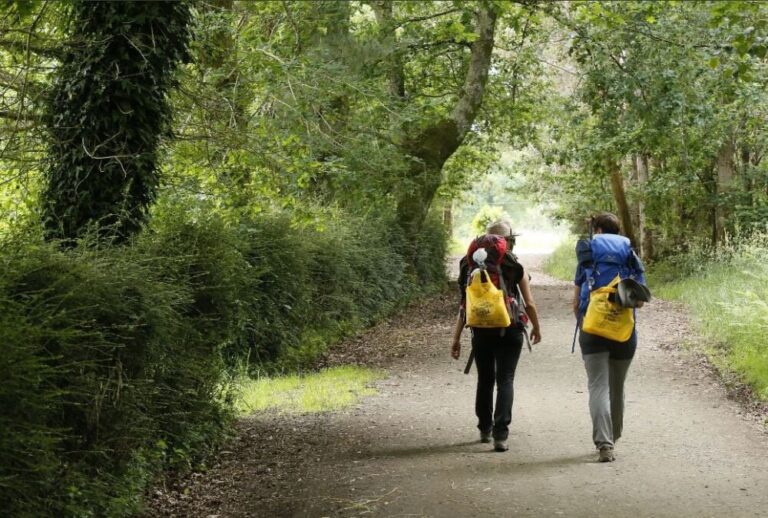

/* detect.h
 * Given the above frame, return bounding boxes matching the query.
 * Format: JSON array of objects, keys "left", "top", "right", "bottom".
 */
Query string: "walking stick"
[{"left": 572, "top": 316, "right": 581, "bottom": 354}]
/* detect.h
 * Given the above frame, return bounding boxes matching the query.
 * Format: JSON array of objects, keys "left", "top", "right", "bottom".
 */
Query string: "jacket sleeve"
[{"left": 574, "top": 264, "right": 586, "bottom": 287}]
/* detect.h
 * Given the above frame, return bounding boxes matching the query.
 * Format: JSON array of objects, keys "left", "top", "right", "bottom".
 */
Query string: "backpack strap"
[{"left": 496, "top": 265, "right": 511, "bottom": 337}]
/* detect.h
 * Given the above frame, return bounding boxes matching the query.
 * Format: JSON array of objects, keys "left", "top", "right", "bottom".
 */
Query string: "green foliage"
[
  {"left": 41, "top": 1, "right": 191, "bottom": 243},
  {"left": 0, "top": 199, "right": 447, "bottom": 515},
  {"left": 542, "top": 239, "right": 577, "bottom": 282},
  {"left": 526, "top": 0, "right": 768, "bottom": 258},
  {"left": 471, "top": 205, "right": 508, "bottom": 235},
  {"left": 651, "top": 236, "right": 768, "bottom": 400},
  {"left": 0, "top": 228, "right": 230, "bottom": 516}
]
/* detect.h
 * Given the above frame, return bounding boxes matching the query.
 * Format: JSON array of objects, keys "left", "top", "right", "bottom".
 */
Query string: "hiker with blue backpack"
[
  {"left": 572, "top": 212, "right": 651, "bottom": 463},
  {"left": 451, "top": 220, "right": 542, "bottom": 452}
]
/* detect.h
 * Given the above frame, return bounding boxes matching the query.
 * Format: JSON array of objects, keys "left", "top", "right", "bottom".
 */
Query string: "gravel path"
[{"left": 147, "top": 255, "right": 768, "bottom": 517}]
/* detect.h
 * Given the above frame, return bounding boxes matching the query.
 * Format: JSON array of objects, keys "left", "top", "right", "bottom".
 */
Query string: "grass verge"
[
  {"left": 235, "top": 366, "right": 386, "bottom": 415},
  {"left": 649, "top": 244, "right": 768, "bottom": 401},
  {"left": 542, "top": 239, "right": 575, "bottom": 281}
]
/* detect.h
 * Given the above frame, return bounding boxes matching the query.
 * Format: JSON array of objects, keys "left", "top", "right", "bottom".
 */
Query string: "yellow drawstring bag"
[
  {"left": 581, "top": 275, "right": 634, "bottom": 342},
  {"left": 466, "top": 270, "right": 511, "bottom": 328}
]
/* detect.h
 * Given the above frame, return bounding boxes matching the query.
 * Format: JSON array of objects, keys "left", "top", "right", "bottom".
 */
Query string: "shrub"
[
  {"left": 0, "top": 199, "right": 449, "bottom": 515},
  {"left": 543, "top": 239, "right": 576, "bottom": 282},
  {"left": 0, "top": 234, "right": 213, "bottom": 516}
]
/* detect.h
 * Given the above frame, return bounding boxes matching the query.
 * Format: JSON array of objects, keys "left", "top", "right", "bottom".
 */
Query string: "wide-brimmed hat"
[{"left": 617, "top": 278, "right": 652, "bottom": 308}]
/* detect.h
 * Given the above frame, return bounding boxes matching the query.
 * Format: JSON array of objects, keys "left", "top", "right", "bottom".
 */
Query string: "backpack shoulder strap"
[{"left": 627, "top": 248, "right": 645, "bottom": 276}]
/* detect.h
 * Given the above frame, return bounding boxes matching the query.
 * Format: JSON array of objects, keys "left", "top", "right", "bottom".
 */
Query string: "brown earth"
[{"left": 145, "top": 255, "right": 768, "bottom": 518}]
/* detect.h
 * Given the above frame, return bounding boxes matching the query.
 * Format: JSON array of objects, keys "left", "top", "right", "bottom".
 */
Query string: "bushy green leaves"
[
  {"left": 41, "top": 1, "right": 191, "bottom": 243},
  {"left": 529, "top": 0, "right": 768, "bottom": 253},
  {"left": 0, "top": 199, "right": 447, "bottom": 515}
]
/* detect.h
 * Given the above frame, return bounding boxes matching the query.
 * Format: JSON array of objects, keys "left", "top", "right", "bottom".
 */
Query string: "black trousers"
[{"left": 472, "top": 328, "right": 524, "bottom": 440}]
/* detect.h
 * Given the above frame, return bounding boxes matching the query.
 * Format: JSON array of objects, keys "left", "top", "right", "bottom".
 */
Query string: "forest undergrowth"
[{"left": 0, "top": 198, "right": 447, "bottom": 517}]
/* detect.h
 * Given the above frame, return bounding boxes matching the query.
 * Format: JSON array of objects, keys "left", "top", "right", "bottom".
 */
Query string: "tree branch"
[
  {"left": 371, "top": 0, "right": 405, "bottom": 100},
  {"left": 451, "top": 4, "right": 498, "bottom": 140},
  {"left": 395, "top": 8, "right": 462, "bottom": 28},
  {"left": 0, "top": 109, "right": 39, "bottom": 122},
  {"left": 0, "top": 38, "right": 64, "bottom": 60}
]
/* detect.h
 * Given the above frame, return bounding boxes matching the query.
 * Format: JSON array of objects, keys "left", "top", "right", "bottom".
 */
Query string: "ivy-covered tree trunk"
[{"left": 42, "top": 1, "right": 190, "bottom": 244}]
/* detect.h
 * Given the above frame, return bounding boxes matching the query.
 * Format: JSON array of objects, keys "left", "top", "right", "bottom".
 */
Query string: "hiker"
[
  {"left": 451, "top": 220, "right": 542, "bottom": 452},
  {"left": 572, "top": 212, "right": 648, "bottom": 462}
]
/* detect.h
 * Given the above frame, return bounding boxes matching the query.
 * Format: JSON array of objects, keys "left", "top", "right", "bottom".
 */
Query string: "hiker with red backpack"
[
  {"left": 572, "top": 212, "right": 651, "bottom": 463},
  {"left": 451, "top": 220, "right": 542, "bottom": 452}
]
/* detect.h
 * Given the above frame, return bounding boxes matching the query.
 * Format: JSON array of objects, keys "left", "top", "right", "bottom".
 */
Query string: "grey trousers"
[{"left": 582, "top": 352, "right": 632, "bottom": 449}]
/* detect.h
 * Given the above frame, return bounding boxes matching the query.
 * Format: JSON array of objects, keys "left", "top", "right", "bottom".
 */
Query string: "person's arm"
[
  {"left": 451, "top": 309, "right": 465, "bottom": 359},
  {"left": 518, "top": 272, "right": 542, "bottom": 344},
  {"left": 573, "top": 285, "right": 581, "bottom": 319}
]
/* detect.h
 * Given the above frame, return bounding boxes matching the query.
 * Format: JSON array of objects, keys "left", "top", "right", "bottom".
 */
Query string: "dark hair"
[{"left": 592, "top": 212, "right": 620, "bottom": 234}]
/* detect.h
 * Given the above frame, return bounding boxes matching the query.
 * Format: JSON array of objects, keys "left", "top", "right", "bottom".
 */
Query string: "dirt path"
[{"left": 147, "top": 255, "right": 768, "bottom": 517}]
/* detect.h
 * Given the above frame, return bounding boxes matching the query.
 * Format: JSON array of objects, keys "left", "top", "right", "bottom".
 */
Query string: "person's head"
[
  {"left": 591, "top": 212, "right": 621, "bottom": 235},
  {"left": 486, "top": 219, "right": 518, "bottom": 249}
]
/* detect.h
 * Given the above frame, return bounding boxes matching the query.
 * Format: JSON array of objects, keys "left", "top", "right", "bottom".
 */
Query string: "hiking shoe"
[
  {"left": 494, "top": 439, "right": 508, "bottom": 452},
  {"left": 480, "top": 431, "right": 492, "bottom": 443},
  {"left": 598, "top": 447, "right": 615, "bottom": 462}
]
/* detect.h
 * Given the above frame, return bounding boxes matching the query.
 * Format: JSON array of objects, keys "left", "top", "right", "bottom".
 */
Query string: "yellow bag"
[
  {"left": 581, "top": 275, "right": 634, "bottom": 342},
  {"left": 466, "top": 270, "right": 511, "bottom": 328}
]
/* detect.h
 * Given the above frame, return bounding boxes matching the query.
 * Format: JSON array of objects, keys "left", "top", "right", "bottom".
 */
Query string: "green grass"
[
  {"left": 650, "top": 241, "right": 768, "bottom": 401},
  {"left": 235, "top": 366, "right": 386, "bottom": 415},
  {"left": 542, "top": 239, "right": 576, "bottom": 281}
]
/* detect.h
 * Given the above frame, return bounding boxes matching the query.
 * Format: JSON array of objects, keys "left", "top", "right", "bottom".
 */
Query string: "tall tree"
[
  {"left": 41, "top": 1, "right": 190, "bottom": 243},
  {"left": 372, "top": 1, "right": 499, "bottom": 238}
]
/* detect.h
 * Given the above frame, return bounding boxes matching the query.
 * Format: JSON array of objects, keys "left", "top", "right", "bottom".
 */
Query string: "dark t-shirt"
[{"left": 579, "top": 329, "right": 637, "bottom": 359}]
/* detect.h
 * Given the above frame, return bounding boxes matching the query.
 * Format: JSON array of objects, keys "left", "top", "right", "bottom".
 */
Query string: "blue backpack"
[{"left": 576, "top": 234, "right": 645, "bottom": 315}]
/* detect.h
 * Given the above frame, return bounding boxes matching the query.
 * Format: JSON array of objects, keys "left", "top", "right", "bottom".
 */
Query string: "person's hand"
[
  {"left": 573, "top": 306, "right": 580, "bottom": 320},
  {"left": 451, "top": 340, "right": 461, "bottom": 360},
  {"left": 530, "top": 327, "right": 542, "bottom": 345}
]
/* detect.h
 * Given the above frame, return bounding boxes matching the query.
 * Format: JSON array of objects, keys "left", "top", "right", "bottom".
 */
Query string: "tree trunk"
[
  {"left": 608, "top": 158, "right": 638, "bottom": 249},
  {"left": 371, "top": 1, "right": 405, "bottom": 99},
  {"left": 636, "top": 154, "right": 653, "bottom": 260},
  {"left": 715, "top": 136, "right": 736, "bottom": 245},
  {"left": 391, "top": 5, "right": 498, "bottom": 238},
  {"left": 442, "top": 199, "right": 453, "bottom": 236},
  {"left": 629, "top": 155, "right": 641, "bottom": 252},
  {"left": 42, "top": 1, "right": 191, "bottom": 244}
]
